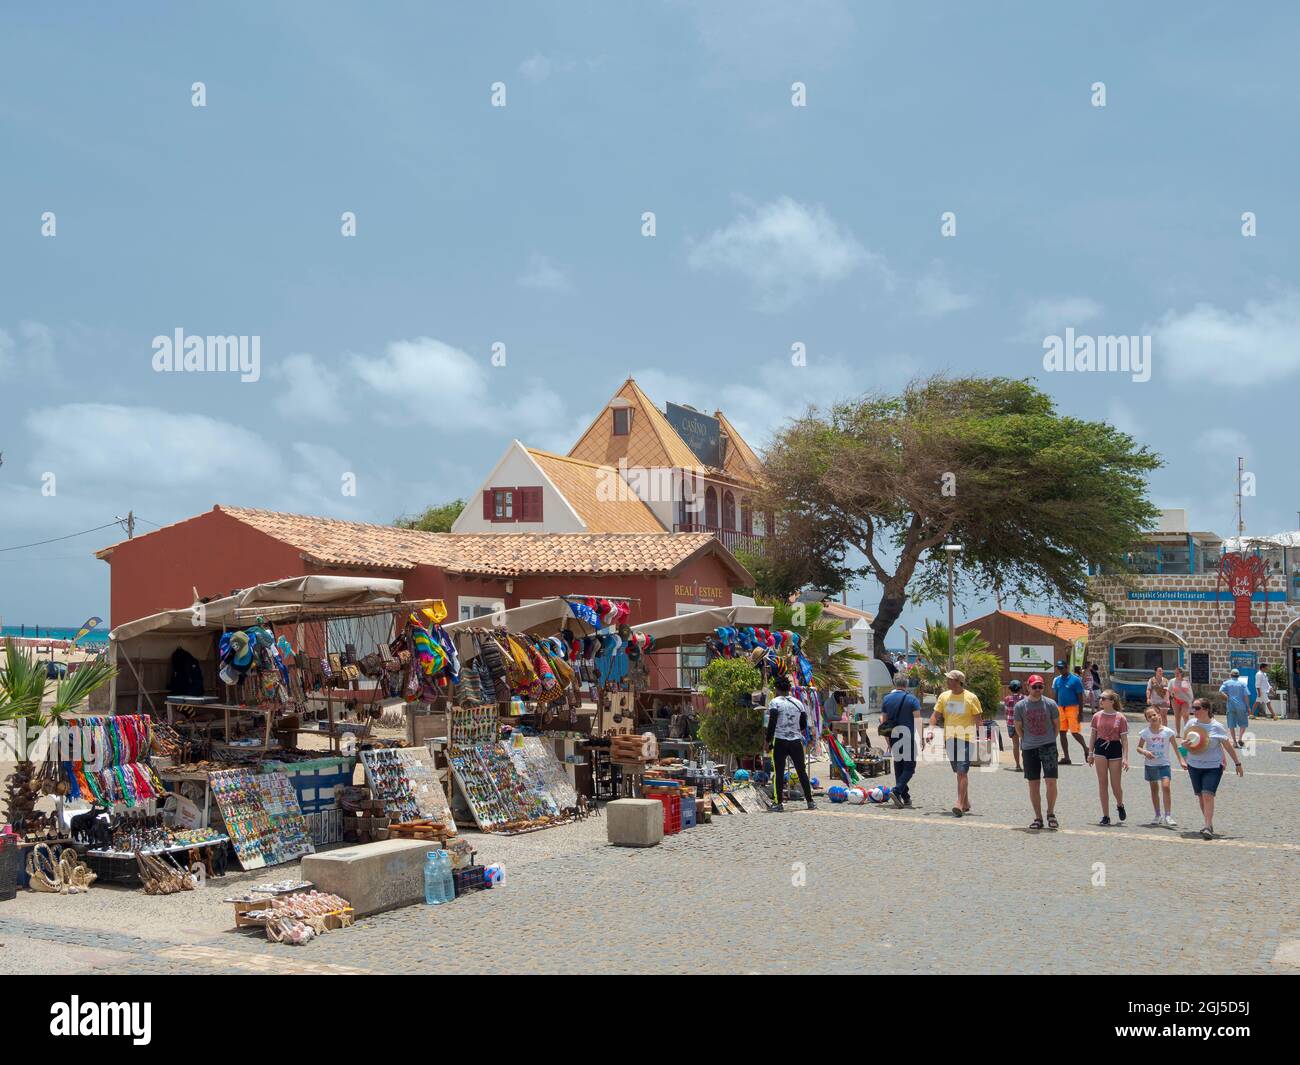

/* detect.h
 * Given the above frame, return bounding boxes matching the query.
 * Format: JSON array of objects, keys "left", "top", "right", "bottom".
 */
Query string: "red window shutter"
[
  {"left": 519, "top": 486, "right": 543, "bottom": 522},
  {"left": 483, "top": 489, "right": 495, "bottom": 520}
]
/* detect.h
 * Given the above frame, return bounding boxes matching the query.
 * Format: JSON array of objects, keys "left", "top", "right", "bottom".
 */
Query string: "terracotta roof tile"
[
  {"left": 210, "top": 505, "right": 746, "bottom": 580},
  {"left": 526, "top": 448, "right": 667, "bottom": 534},
  {"left": 997, "top": 611, "right": 1089, "bottom": 644}
]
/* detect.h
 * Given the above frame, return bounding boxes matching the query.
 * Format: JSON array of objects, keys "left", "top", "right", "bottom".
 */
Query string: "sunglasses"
[{"left": 1030, "top": 684, "right": 1044, "bottom": 690}]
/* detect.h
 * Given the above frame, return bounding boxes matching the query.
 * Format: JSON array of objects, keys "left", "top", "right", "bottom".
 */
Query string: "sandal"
[
  {"left": 1029, "top": 818, "right": 1043, "bottom": 830},
  {"left": 1047, "top": 814, "right": 1058, "bottom": 829},
  {"left": 951, "top": 806, "right": 963, "bottom": 817}
]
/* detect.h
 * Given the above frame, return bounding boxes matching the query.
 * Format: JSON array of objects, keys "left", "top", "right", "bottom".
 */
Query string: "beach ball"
[
  {"left": 828, "top": 785, "right": 848, "bottom": 804},
  {"left": 734, "top": 769, "right": 750, "bottom": 783},
  {"left": 869, "top": 785, "right": 891, "bottom": 804},
  {"left": 811, "top": 777, "right": 820, "bottom": 789},
  {"left": 484, "top": 864, "right": 505, "bottom": 886},
  {"left": 847, "top": 787, "right": 868, "bottom": 805}
]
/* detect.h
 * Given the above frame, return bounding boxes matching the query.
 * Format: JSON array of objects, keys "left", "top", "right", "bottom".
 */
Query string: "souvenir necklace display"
[{"left": 62, "top": 715, "right": 165, "bottom": 807}]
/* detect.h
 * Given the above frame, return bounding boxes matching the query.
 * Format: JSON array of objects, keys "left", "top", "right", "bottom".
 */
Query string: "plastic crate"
[
  {"left": 680, "top": 794, "right": 697, "bottom": 829},
  {"left": 646, "top": 791, "right": 681, "bottom": 835},
  {"left": 453, "top": 866, "right": 490, "bottom": 897},
  {"left": 83, "top": 851, "right": 143, "bottom": 886}
]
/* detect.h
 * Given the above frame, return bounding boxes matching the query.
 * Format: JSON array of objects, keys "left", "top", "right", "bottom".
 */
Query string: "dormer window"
[{"left": 612, "top": 407, "right": 632, "bottom": 435}]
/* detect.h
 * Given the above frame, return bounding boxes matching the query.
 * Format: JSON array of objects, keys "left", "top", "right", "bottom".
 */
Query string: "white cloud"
[
  {"left": 518, "top": 53, "right": 554, "bottom": 81},
  {"left": 0, "top": 321, "right": 57, "bottom": 379},
  {"left": 1153, "top": 291, "right": 1300, "bottom": 386},
  {"left": 913, "top": 269, "right": 976, "bottom": 318},
  {"left": 25, "top": 404, "right": 270, "bottom": 490},
  {"left": 1195, "top": 428, "right": 1251, "bottom": 459},
  {"left": 1019, "top": 296, "right": 1102, "bottom": 340},
  {"left": 688, "top": 197, "right": 879, "bottom": 311},
  {"left": 271, "top": 352, "right": 343, "bottom": 420},
  {"left": 350, "top": 336, "right": 568, "bottom": 438},
  {"left": 517, "top": 253, "right": 573, "bottom": 292}
]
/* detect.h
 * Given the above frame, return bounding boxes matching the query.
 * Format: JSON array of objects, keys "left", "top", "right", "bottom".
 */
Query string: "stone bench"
[
  {"left": 300, "top": 838, "right": 435, "bottom": 916},
  {"left": 606, "top": 799, "right": 663, "bottom": 847}
]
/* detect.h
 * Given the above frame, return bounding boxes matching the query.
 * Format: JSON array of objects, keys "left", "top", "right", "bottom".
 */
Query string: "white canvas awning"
[
  {"left": 443, "top": 596, "right": 604, "bottom": 637},
  {"left": 108, "top": 575, "right": 407, "bottom": 643},
  {"left": 631, "top": 604, "right": 775, "bottom": 649}
]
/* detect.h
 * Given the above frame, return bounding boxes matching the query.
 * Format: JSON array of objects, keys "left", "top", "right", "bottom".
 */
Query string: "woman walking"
[
  {"left": 1088, "top": 689, "right": 1129, "bottom": 825},
  {"left": 1003, "top": 679, "right": 1023, "bottom": 771},
  {"left": 1182, "top": 698, "right": 1244, "bottom": 840},
  {"left": 1168, "top": 665, "right": 1194, "bottom": 736},
  {"left": 1146, "top": 666, "right": 1170, "bottom": 728}
]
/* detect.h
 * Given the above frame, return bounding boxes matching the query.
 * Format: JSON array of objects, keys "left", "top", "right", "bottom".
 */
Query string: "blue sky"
[{"left": 3, "top": 0, "right": 1299, "bottom": 633}]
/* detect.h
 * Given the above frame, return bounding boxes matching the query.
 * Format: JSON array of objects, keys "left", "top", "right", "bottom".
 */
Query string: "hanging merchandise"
[{"left": 62, "top": 715, "right": 166, "bottom": 807}]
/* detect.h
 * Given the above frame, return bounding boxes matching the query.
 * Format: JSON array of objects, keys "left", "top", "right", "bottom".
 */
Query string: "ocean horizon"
[{"left": 1, "top": 625, "right": 109, "bottom": 645}]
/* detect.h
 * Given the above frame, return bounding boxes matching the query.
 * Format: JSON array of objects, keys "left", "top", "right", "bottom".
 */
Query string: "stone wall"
[{"left": 1088, "top": 573, "right": 1300, "bottom": 686}]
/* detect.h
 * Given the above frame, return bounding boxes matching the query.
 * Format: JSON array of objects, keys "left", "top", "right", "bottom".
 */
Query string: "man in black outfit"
[{"left": 766, "top": 675, "right": 815, "bottom": 812}]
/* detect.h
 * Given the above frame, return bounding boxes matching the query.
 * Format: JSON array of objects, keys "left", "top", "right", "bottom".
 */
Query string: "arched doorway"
[
  {"left": 1281, "top": 618, "right": 1300, "bottom": 718},
  {"left": 704, "top": 486, "right": 718, "bottom": 529},
  {"left": 1106, "top": 624, "right": 1186, "bottom": 705},
  {"left": 721, "top": 490, "right": 736, "bottom": 531}
]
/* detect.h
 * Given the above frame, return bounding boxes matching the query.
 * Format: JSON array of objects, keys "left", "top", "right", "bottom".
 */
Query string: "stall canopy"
[
  {"left": 443, "top": 596, "right": 615, "bottom": 637},
  {"left": 630, "top": 604, "right": 775, "bottom": 650},
  {"left": 109, "top": 575, "right": 406, "bottom": 643}
]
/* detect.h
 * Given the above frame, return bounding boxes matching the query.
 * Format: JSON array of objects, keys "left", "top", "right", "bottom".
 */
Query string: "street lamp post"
[{"left": 943, "top": 544, "right": 962, "bottom": 672}]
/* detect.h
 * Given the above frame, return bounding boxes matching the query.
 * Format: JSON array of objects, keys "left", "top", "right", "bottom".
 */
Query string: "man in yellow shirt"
[{"left": 924, "top": 669, "right": 983, "bottom": 818}]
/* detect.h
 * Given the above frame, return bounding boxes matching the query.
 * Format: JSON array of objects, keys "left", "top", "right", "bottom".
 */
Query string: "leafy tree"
[
  {"left": 697, "top": 657, "right": 764, "bottom": 764},
  {"left": 907, "top": 621, "right": 1001, "bottom": 717},
  {"left": 395, "top": 499, "right": 467, "bottom": 533},
  {"left": 765, "top": 599, "right": 866, "bottom": 691},
  {"left": 759, "top": 375, "right": 1162, "bottom": 658}
]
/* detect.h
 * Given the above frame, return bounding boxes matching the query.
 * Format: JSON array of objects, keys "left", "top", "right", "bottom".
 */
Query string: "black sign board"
[
  {"left": 664, "top": 402, "right": 721, "bottom": 467},
  {"left": 1190, "top": 652, "right": 1210, "bottom": 685}
]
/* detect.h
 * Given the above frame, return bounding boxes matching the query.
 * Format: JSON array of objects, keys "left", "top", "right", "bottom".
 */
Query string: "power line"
[{"left": 0, "top": 520, "right": 123, "bottom": 554}]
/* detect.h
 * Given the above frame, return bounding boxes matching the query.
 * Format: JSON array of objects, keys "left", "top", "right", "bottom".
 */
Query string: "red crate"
[{"left": 646, "top": 791, "right": 681, "bottom": 835}]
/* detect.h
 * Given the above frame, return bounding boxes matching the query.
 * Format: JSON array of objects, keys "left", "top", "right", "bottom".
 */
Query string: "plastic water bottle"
[
  {"left": 425, "top": 851, "right": 447, "bottom": 905},
  {"left": 438, "top": 850, "right": 455, "bottom": 903}
]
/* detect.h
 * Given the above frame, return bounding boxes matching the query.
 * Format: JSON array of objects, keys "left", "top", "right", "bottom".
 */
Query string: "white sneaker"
[
  {"left": 1164, "top": 815, "right": 1177, "bottom": 828},
  {"left": 1147, "top": 817, "right": 1162, "bottom": 827}
]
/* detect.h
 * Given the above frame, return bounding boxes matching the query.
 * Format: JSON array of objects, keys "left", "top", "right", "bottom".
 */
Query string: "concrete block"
[
  {"left": 606, "top": 799, "right": 663, "bottom": 847},
  {"left": 300, "top": 838, "right": 435, "bottom": 916}
]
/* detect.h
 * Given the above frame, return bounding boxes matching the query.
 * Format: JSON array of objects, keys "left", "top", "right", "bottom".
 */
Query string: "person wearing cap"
[
  {"left": 1182, "top": 697, "right": 1243, "bottom": 840},
  {"left": 1013, "top": 674, "right": 1060, "bottom": 829},
  {"left": 924, "top": 668, "right": 983, "bottom": 818},
  {"left": 1052, "top": 659, "right": 1088, "bottom": 764},
  {"left": 879, "top": 671, "right": 921, "bottom": 808},
  {"left": 1002, "top": 679, "right": 1024, "bottom": 771},
  {"left": 764, "top": 674, "right": 815, "bottom": 812},
  {"left": 1218, "top": 669, "right": 1252, "bottom": 746}
]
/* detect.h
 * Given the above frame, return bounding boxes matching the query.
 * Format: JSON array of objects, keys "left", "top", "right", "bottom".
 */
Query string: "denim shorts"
[
  {"left": 1226, "top": 707, "right": 1249, "bottom": 729},
  {"left": 946, "top": 737, "right": 972, "bottom": 774},
  {"left": 1188, "top": 765, "right": 1224, "bottom": 795},
  {"left": 1144, "top": 763, "right": 1171, "bottom": 782}
]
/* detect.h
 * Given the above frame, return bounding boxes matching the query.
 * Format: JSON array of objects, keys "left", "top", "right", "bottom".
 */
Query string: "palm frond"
[
  {"left": 0, "top": 637, "right": 49, "bottom": 728},
  {"left": 51, "top": 657, "right": 117, "bottom": 719}
]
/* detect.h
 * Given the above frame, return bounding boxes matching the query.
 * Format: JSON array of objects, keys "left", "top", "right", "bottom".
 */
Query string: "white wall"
[{"left": 450, "top": 441, "right": 586, "bottom": 534}]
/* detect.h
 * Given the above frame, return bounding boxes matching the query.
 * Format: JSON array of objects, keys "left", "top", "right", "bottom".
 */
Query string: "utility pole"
[
  {"left": 116, "top": 511, "right": 135, "bottom": 539},
  {"left": 943, "top": 544, "right": 962, "bottom": 672},
  {"left": 1235, "top": 457, "right": 1244, "bottom": 538}
]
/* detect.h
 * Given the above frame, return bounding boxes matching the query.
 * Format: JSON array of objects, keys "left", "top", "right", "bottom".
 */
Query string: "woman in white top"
[
  {"left": 1146, "top": 666, "right": 1170, "bottom": 728},
  {"left": 1167, "top": 665, "right": 1194, "bottom": 736}
]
